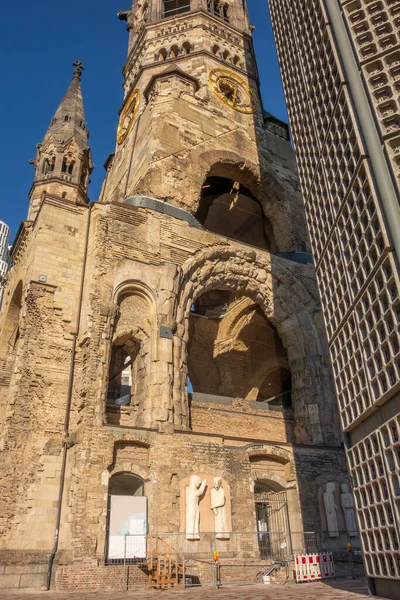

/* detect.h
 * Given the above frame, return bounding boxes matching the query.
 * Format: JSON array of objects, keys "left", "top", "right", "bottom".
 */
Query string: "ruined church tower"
[{"left": 0, "top": 0, "right": 355, "bottom": 591}]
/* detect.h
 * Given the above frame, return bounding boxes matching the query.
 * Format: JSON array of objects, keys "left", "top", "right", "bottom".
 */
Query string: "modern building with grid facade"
[
  {"left": 0, "top": 221, "right": 10, "bottom": 307},
  {"left": 267, "top": 1, "right": 400, "bottom": 598}
]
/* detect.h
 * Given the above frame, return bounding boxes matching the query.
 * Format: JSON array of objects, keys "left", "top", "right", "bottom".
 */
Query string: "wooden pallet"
[{"left": 147, "top": 536, "right": 185, "bottom": 589}]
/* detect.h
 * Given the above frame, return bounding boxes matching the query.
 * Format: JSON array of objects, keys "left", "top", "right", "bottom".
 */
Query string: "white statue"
[
  {"left": 341, "top": 483, "right": 357, "bottom": 537},
  {"left": 211, "top": 477, "right": 230, "bottom": 540},
  {"left": 323, "top": 482, "right": 339, "bottom": 538},
  {"left": 186, "top": 475, "right": 207, "bottom": 540}
]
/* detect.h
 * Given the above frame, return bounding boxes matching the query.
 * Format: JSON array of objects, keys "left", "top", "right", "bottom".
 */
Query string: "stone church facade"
[{"left": 0, "top": 0, "right": 353, "bottom": 591}]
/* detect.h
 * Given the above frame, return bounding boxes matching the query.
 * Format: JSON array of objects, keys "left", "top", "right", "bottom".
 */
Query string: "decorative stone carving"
[
  {"left": 211, "top": 477, "right": 230, "bottom": 540},
  {"left": 340, "top": 483, "right": 357, "bottom": 537},
  {"left": 323, "top": 482, "right": 339, "bottom": 538},
  {"left": 180, "top": 474, "right": 232, "bottom": 537},
  {"left": 185, "top": 475, "right": 207, "bottom": 540}
]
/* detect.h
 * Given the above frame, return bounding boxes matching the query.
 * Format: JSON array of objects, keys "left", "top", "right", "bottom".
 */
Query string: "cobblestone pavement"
[{"left": 1, "top": 579, "right": 384, "bottom": 600}]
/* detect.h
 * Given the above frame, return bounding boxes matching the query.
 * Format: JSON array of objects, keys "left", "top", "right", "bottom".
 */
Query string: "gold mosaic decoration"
[
  {"left": 117, "top": 88, "right": 140, "bottom": 145},
  {"left": 209, "top": 69, "right": 258, "bottom": 114}
]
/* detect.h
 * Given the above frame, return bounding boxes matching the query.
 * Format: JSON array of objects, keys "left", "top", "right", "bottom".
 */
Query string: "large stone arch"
[
  {"left": 192, "top": 149, "right": 296, "bottom": 252},
  {"left": 132, "top": 138, "right": 301, "bottom": 252},
  {"left": 173, "top": 246, "right": 323, "bottom": 443}
]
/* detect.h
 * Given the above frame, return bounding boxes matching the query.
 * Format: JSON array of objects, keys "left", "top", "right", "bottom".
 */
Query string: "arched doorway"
[
  {"left": 254, "top": 480, "right": 290, "bottom": 559},
  {"left": 106, "top": 473, "right": 147, "bottom": 563}
]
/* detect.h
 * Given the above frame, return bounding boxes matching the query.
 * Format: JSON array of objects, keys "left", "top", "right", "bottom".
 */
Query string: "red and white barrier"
[{"left": 295, "top": 553, "right": 335, "bottom": 583}]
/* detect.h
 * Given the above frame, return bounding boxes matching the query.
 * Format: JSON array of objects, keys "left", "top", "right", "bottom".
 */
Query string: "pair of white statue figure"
[
  {"left": 323, "top": 482, "right": 357, "bottom": 538},
  {"left": 186, "top": 475, "right": 230, "bottom": 540}
]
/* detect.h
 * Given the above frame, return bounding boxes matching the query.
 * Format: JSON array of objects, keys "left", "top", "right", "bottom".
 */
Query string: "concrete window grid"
[
  {"left": 307, "top": 34, "right": 343, "bottom": 148},
  {"left": 322, "top": 88, "right": 364, "bottom": 214},
  {"left": 268, "top": 0, "right": 400, "bottom": 590},
  {"left": 348, "top": 420, "right": 400, "bottom": 579},
  {"left": 267, "top": 4, "right": 320, "bottom": 191},
  {"left": 342, "top": 0, "right": 400, "bottom": 70},
  {"left": 341, "top": 0, "right": 400, "bottom": 187},
  {"left": 317, "top": 230, "right": 352, "bottom": 340},
  {"left": 287, "top": 0, "right": 343, "bottom": 150},
  {"left": 269, "top": 0, "right": 400, "bottom": 429},
  {"left": 304, "top": 169, "right": 335, "bottom": 264},
  {"left": 316, "top": 170, "right": 400, "bottom": 424},
  {"left": 336, "top": 163, "right": 389, "bottom": 298},
  {"left": 330, "top": 315, "right": 370, "bottom": 428},
  {"left": 355, "top": 254, "right": 400, "bottom": 401}
]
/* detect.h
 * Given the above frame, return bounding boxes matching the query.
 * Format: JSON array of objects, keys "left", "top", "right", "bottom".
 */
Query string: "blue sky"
[{"left": 0, "top": 0, "right": 286, "bottom": 239}]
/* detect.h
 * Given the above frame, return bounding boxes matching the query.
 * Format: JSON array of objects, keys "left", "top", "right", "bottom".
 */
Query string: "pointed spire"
[
  {"left": 28, "top": 62, "right": 93, "bottom": 220},
  {"left": 43, "top": 61, "right": 89, "bottom": 151}
]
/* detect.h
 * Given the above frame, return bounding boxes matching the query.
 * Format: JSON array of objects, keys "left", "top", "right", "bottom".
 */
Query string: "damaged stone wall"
[
  {"left": 102, "top": 6, "right": 309, "bottom": 253},
  {"left": 0, "top": 198, "right": 88, "bottom": 563}
]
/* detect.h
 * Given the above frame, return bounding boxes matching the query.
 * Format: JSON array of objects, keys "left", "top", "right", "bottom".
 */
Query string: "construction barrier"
[{"left": 295, "top": 553, "right": 335, "bottom": 583}]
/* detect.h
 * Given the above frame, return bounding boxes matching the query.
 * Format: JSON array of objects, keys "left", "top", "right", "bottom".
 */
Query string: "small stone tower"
[{"left": 28, "top": 61, "right": 93, "bottom": 220}]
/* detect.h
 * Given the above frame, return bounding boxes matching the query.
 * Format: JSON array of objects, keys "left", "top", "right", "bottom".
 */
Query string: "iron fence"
[{"left": 102, "top": 530, "right": 364, "bottom": 590}]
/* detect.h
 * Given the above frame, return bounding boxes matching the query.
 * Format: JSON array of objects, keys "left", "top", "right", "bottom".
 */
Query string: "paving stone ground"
[{"left": 1, "top": 579, "right": 383, "bottom": 600}]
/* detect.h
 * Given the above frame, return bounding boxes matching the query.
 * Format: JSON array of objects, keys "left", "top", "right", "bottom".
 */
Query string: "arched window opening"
[
  {"left": 158, "top": 48, "right": 168, "bottom": 61},
  {"left": 253, "top": 479, "right": 290, "bottom": 559},
  {"left": 212, "top": 44, "right": 220, "bottom": 56},
  {"left": 233, "top": 55, "right": 242, "bottom": 68},
  {"left": 257, "top": 368, "right": 292, "bottom": 409},
  {"left": 163, "top": 0, "right": 190, "bottom": 18},
  {"left": 0, "top": 282, "right": 23, "bottom": 365},
  {"left": 107, "top": 473, "right": 147, "bottom": 563},
  {"left": 196, "top": 176, "right": 275, "bottom": 252},
  {"left": 80, "top": 164, "right": 88, "bottom": 188},
  {"left": 62, "top": 158, "right": 74, "bottom": 175},
  {"left": 169, "top": 44, "right": 179, "bottom": 58},
  {"left": 207, "top": 0, "right": 229, "bottom": 21},
  {"left": 107, "top": 340, "right": 140, "bottom": 406},
  {"left": 105, "top": 290, "right": 152, "bottom": 426},
  {"left": 64, "top": 115, "right": 69, "bottom": 122},
  {"left": 42, "top": 156, "right": 55, "bottom": 175},
  {"left": 187, "top": 291, "right": 291, "bottom": 410},
  {"left": 182, "top": 41, "right": 191, "bottom": 55},
  {"left": 109, "top": 473, "right": 144, "bottom": 496},
  {"left": 222, "top": 50, "right": 230, "bottom": 62}
]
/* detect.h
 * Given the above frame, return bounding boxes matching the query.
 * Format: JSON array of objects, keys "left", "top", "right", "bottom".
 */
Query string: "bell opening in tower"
[
  {"left": 163, "top": 0, "right": 191, "bottom": 18},
  {"left": 196, "top": 176, "right": 276, "bottom": 252}
]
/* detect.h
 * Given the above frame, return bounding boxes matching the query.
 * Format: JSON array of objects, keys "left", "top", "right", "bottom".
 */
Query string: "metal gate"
[{"left": 254, "top": 481, "right": 291, "bottom": 559}]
